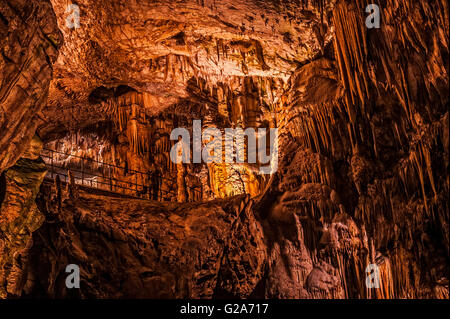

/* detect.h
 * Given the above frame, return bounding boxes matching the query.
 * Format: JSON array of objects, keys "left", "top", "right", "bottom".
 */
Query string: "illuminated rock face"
[
  {"left": 0, "top": 0, "right": 449, "bottom": 299},
  {"left": 25, "top": 189, "right": 264, "bottom": 299},
  {"left": 0, "top": 0, "right": 62, "bottom": 173},
  {"left": 269, "top": 0, "right": 449, "bottom": 298}
]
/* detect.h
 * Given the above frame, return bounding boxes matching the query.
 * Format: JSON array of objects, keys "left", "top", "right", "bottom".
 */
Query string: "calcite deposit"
[{"left": 0, "top": 0, "right": 448, "bottom": 299}]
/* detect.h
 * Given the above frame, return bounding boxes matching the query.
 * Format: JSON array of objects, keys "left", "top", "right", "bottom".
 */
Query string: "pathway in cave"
[{"left": 40, "top": 148, "right": 198, "bottom": 201}]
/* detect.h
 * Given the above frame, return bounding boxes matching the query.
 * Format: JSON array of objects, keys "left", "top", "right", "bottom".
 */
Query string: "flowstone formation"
[{"left": 0, "top": 0, "right": 448, "bottom": 299}]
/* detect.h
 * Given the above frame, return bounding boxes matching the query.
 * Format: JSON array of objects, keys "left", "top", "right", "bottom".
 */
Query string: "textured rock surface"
[
  {"left": 45, "top": 0, "right": 334, "bottom": 122},
  {"left": 271, "top": 0, "right": 449, "bottom": 298},
  {"left": 0, "top": 136, "right": 47, "bottom": 298},
  {"left": 38, "top": 0, "right": 336, "bottom": 200},
  {"left": 23, "top": 186, "right": 264, "bottom": 298}
]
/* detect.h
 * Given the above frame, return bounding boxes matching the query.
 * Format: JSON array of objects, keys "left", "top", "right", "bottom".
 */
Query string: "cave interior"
[{"left": 0, "top": 0, "right": 448, "bottom": 299}]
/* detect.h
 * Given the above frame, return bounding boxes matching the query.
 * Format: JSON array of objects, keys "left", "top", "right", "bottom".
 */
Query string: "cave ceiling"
[{"left": 41, "top": 0, "right": 335, "bottom": 138}]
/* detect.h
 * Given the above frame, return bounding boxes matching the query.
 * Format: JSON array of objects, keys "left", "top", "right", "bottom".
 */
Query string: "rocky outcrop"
[
  {"left": 38, "top": 0, "right": 337, "bottom": 201},
  {"left": 21, "top": 186, "right": 264, "bottom": 298},
  {"left": 267, "top": 0, "right": 449, "bottom": 298},
  {"left": 0, "top": 0, "right": 448, "bottom": 300}
]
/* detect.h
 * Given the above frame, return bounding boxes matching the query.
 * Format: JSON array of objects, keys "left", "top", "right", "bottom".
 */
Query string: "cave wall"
[
  {"left": 0, "top": 135, "right": 47, "bottom": 298},
  {"left": 23, "top": 187, "right": 265, "bottom": 299}
]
